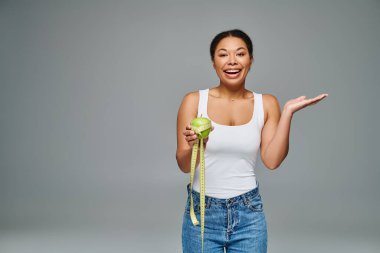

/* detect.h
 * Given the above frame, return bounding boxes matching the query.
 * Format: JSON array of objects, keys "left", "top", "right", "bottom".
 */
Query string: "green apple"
[{"left": 191, "top": 117, "right": 212, "bottom": 139}]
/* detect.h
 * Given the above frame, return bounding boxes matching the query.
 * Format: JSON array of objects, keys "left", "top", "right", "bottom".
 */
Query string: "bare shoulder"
[
  {"left": 183, "top": 90, "right": 199, "bottom": 101},
  {"left": 177, "top": 90, "right": 200, "bottom": 127},
  {"left": 262, "top": 93, "right": 281, "bottom": 123},
  {"left": 177, "top": 90, "right": 199, "bottom": 154},
  {"left": 262, "top": 93, "right": 279, "bottom": 105},
  {"left": 181, "top": 90, "right": 199, "bottom": 114}
]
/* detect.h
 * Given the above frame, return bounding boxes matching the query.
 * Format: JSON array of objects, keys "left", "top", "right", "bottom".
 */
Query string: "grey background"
[{"left": 1, "top": 0, "right": 379, "bottom": 252}]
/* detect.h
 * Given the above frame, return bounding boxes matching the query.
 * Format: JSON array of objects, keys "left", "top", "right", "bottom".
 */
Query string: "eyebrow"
[{"left": 217, "top": 47, "right": 247, "bottom": 52}]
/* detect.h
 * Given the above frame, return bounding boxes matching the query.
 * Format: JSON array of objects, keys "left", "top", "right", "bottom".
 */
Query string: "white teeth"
[{"left": 225, "top": 70, "right": 240, "bottom": 73}]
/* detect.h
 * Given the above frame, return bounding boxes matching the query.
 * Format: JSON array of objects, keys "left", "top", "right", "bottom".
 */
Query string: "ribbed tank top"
[{"left": 192, "top": 88, "right": 265, "bottom": 199}]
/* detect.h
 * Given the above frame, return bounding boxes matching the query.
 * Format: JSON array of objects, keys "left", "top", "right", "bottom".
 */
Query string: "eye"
[
  {"left": 237, "top": 52, "right": 246, "bottom": 56},
  {"left": 218, "top": 54, "right": 227, "bottom": 57}
]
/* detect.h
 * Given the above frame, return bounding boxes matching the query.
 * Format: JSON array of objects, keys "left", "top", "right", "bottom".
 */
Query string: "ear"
[
  {"left": 249, "top": 57, "right": 254, "bottom": 71},
  {"left": 212, "top": 61, "right": 216, "bottom": 70}
]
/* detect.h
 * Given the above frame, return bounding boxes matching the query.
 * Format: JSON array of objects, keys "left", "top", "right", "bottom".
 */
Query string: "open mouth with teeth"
[{"left": 223, "top": 69, "right": 242, "bottom": 77}]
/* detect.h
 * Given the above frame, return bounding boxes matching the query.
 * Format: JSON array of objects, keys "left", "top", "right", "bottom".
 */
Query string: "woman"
[{"left": 176, "top": 29, "right": 328, "bottom": 253}]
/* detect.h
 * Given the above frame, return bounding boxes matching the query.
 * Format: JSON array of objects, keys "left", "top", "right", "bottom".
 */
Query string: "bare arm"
[
  {"left": 260, "top": 94, "right": 289, "bottom": 170},
  {"left": 260, "top": 93, "right": 329, "bottom": 170},
  {"left": 176, "top": 92, "right": 200, "bottom": 173}
]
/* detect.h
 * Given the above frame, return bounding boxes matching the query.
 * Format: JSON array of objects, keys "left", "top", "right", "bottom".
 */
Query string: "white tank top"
[{"left": 192, "top": 88, "right": 265, "bottom": 199}]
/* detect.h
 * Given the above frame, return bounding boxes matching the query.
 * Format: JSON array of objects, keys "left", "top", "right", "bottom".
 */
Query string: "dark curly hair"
[{"left": 210, "top": 29, "right": 253, "bottom": 61}]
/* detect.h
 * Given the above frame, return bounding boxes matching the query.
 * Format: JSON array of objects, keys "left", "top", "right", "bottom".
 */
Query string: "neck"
[{"left": 215, "top": 85, "right": 247, "bottom": 100}]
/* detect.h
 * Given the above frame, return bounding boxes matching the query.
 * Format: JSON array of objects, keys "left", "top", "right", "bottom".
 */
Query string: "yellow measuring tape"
[{"left": 189, "top": 117, "right": 211, "bottom": 253}]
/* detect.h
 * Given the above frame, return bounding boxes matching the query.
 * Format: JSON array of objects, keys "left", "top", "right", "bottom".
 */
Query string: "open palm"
[{"left": 284, "top": 93, "right": 329, "bottom": 114}]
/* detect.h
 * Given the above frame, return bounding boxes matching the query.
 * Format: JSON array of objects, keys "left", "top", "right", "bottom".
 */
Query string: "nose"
[{"left": 228, "top": 54, "right": 237, "bottom": 65}]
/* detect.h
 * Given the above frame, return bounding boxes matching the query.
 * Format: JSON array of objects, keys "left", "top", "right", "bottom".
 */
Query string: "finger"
[
  {"left": 310, "top": 95, "right": 326, "bottom": 103},
  {"left": 183, "top": 130, "right": 195, "bottom": 136},
  {"left": 308, "top": 96, "right": 325, "bottom": 105},
  {"left": 184, "top": 126, "right": 191, "bottom": 134},
  {"left": 290, "top": 96, "right": 306, "bottom": 104},
  {"left": 315, "top": 94, "right": 328, "bottom": 100},
  {"left": 313, "top": 95, "right": 324, "bottom": 100},
  {"left": 306, "top": 99, "right": 317, "bottom": 106},
  {"left": 296, "top": 95, "right": 306, "bottom": 101},
  {"left": 186, "top": 139, "right": 196, "bottom": 145},
  {"left": 185, "top": 135, "right": 197, "bottom": 142},
  {"left": 308, "top": 99, "right": 319, "bottom": 105},
  {"left": 188, "top": 140, "right": 196, "bottom": 147},
  {"left": 299, "top": 95, "right": 307, "bottom": 99}
]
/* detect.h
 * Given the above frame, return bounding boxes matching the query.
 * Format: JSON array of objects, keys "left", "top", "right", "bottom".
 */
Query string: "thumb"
[{"left": 297, "top": 95, "right": 306, "bottom": 100}]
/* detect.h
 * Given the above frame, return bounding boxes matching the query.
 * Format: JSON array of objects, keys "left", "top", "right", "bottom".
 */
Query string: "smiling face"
[{"left": 212, "top": 36, "right": 253, "bottom": 86}]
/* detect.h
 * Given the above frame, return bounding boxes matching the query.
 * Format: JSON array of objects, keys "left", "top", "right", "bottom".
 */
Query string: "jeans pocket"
[
  {"left": 184, "top": 197, "right": 200, "bottom": 215},
  {"left": 245, "top": 194, "right": 264, "bottom": 212}
]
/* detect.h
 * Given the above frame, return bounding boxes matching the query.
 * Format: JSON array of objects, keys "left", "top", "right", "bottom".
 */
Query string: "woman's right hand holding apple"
[{"left": 183, "top": 125, "right": 214, "bottom": 148}]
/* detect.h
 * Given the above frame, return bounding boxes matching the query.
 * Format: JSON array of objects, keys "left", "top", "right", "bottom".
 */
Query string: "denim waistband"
[{"left": 186, "top": 181, "right": 261, "bottom": 208}]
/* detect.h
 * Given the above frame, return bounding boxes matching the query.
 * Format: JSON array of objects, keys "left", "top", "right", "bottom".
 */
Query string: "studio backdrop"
[{"left": 1, "top": 0, "right": 379, "bottom": 252}]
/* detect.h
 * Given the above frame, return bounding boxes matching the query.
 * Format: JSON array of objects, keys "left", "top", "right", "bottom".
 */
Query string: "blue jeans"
[{"left": 182, "top": 182, "right": 267, "bottom": 253}]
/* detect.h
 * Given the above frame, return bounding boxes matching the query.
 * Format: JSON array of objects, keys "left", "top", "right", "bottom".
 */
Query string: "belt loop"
[
  {"left": 206, "top": 197, "right": 211, "bottom": 208},
  {"left": 257, "top": 180, "right": 260, "bottom": 195},
  {"left": 242, "top": 194, "right": 249, "bottom": 206}
]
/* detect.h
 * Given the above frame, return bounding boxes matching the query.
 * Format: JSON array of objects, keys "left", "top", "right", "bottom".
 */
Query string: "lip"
[{"left": 223, "top": 68, "right": 242, "bottom": 78}]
